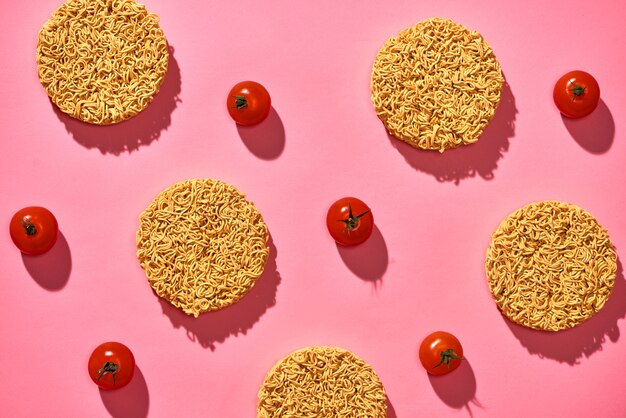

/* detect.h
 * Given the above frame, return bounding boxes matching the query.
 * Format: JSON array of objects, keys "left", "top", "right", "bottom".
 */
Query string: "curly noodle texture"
[
  {"left": 37, "top": 0, "right": 169, "bottom": 125},
  {"left": 136, "top": 179, "right": 269, "bottom": 318},
  {"left": 485, "top": 201, "right": 617, "bottom": 331},
  {"left": 371, "top": 17, "right": 503, "bottom": 152},
  {"left": 257, "top": 346, "right": 387, "bottom": 418}
]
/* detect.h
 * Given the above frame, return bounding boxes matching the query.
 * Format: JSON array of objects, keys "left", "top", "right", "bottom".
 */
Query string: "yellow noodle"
[
  {"left": 258, "top": 346, "right": 387, "bottom": 418},
  {"left": 371, "top": 18, "right": 503, "bottom": 152},
  {"left": 136, "top": 179, "right": 269, "bottom": 318},
  {"left": 36, "top": 0, "right": 169, "bottom": 125},
  {"left": 485, "top": 201, "right": 617, "bottom": 331}
]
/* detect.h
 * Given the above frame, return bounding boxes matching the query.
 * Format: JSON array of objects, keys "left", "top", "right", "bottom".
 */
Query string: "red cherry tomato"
[
  {"left": 9, "top": 206, "right": 58, "bottom": 255},
  {"left": 227, "top": 81, "right": 271, "bottom": 126},
  {"left": 326, "top": 197, "right": 373, "bottom": 246},
  {"left": 553, "top": 71, "right": 600, "bottom": 118},
  {"left": 419, "top": 331, "right": 463, "bottom": 376},
  {"left": 88, "top": 342, "right": 135, "bottom": 390}
]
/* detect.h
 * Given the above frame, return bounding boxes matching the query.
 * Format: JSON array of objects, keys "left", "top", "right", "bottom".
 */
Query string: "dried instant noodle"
[
  {"left": 136, "top": 179, "right": 269, "bottom": 318},
  {"left": 37, "top": 0, "right": 169, "bottom": 124},
  {"left": 485, "top": 201, "right": 617, "bottom": 331},
  {"left": 371, "top": 18, "right": 503, "bottom": 152},
  {"left": 257, "top": 346, "right": 387, "bottom": 418}
]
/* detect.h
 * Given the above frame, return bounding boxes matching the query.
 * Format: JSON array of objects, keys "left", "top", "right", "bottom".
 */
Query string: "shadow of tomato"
[
  {"left": 99, "top": 365, "right": 149, "bottom": 418},
  {"left": 21, "top": 230, "right": 71, "bottom": 291},
  {"left": 237, "top": 107, "right": 285, "bottom": 160},
  {"left": 427, "top": 359, "right": 483, "bottom": 417},
  {"left": 561, "top": 99, "right": 614, "bottom": 154},
  {"left": 336, "top": 225, "right": 388, "bottom": 284}
]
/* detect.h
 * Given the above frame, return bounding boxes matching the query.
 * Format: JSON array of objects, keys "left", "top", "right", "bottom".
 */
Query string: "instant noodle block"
[
  {"left": 485, "top": 201, "right": 617, "bottom": 331},
  {"left": 257, "top": 346, "right": 387, "bottom": 418},
  {"left": 36, "top": 0, "right": 169, "bottom": 125},
  {"left": 371, "top": 17, "right": 503, "bottom": 152},
  {"left": 136, "top": 179, "right": 270, "bottom": 318}
]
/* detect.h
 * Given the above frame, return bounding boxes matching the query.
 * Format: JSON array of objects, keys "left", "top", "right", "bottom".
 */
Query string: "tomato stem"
[
  {"left": 233, "top": 95, "right": 248, "bottom": 109},
  {"left": 20, "top": 219, "right": 37, "bottom": 236},
  {"left": 433, "top": 349, "right": 463, "bottom": 369},
  {"left": 97, "top": 361, "right": 120, "bottom": 385},
  {"left": 569, "top": 82, "right": 586, "bottom": 100},
  {"left": 336, "top": 203, "right": 369, "bottom": 232}
]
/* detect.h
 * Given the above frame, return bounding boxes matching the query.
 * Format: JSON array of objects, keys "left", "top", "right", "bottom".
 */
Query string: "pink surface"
[{"left": 1, "top": 0, "right": 625, "bottom": 417}]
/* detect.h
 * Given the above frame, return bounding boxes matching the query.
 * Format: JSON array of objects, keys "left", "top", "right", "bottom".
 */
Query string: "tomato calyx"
[
  {"left": 337, "top": 204, "right": 370, "bottom": 232},
  {"left": 233, "top": 95, "right": 248, "bottom": 109},
  {"left": 433, "top": 348, "right": 463, "bottom": 370},
  {"left": 97, "top": 362, "right": 120, "bottom": 385},
  {"left": 20, "top": 218, "right": 37, "bottom": 236},
  {"left": 569, "top": 82, "right": 586, "bottom": 100}
]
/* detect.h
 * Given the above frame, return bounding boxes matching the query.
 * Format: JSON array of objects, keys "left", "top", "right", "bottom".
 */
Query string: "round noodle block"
[
  {"left": 257, "top": 346, "right": 387, "bottom": 418},
  {"left": 485, "top": 201, "right": 617, "bottom": 331},
  {"left": 37, "top": 0, "right": 169, "bottom": 125},
  {"left": 136, "top": 179, "right": 270, "bottom": 318},
  {"left": 371, "top": 17, "right": 503, "bottom": 152}
]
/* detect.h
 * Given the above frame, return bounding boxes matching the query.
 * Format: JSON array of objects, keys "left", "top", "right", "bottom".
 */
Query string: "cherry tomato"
[
  {"left": 326, "top": 197, "right": 373, "bottom": 246},
  {"left": 419, "top": 331, "right": 463, "bottom": 376},
  {"left": 9, "top": 206, "right": 58, "bottom": 255},
  {"left": 227, "top": 81, "right": 271, "bottom": 126},
  {"left": 553, "top": 71, "right": 600, "bottom": 118},
  {"left": 88, "top": 342, "right": 135, "bottom": 390}
]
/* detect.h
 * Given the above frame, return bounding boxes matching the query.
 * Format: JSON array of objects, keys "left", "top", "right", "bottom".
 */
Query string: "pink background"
[{"left": 1, "top": 0, "right": 625, "bottom": 417}]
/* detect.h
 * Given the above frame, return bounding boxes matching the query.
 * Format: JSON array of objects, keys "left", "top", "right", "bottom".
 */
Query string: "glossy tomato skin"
[
  {"left": 326, "top": 197, "right": 373, "bottom": 246},
  {"left": 88, "top": 342, "right": 135, "bottom": 390},
  {"left": 419, "top": 331, "right": 463, "bottom": 376},
  {"left": 9, "top": 206, "right": 58, "bottom": 255},
  {"left": 553, "top": 71, "right": 600, "bottom": 118},
  {"left": 227, "top": 81, "right": 271, "bottom": 126}
]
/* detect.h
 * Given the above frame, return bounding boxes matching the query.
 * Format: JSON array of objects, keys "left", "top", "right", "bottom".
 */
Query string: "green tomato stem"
[
  {"left": 97, "top": 361, "right": 120, "bottom": 385},
  {"left": 233, "top": 95, "right": 248, "bottom": 109},
  {"left": 433, "top": 348, "right": 463, "bottom": 369},
  {"left": 569, "top": 82, "right": 586, "bottom": 100},
  {"left": 20, "top": 219, "right": 37, "bottom": 236},
  {"left": 336, "top": 203, "right": 370, "bottom": 232}
]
